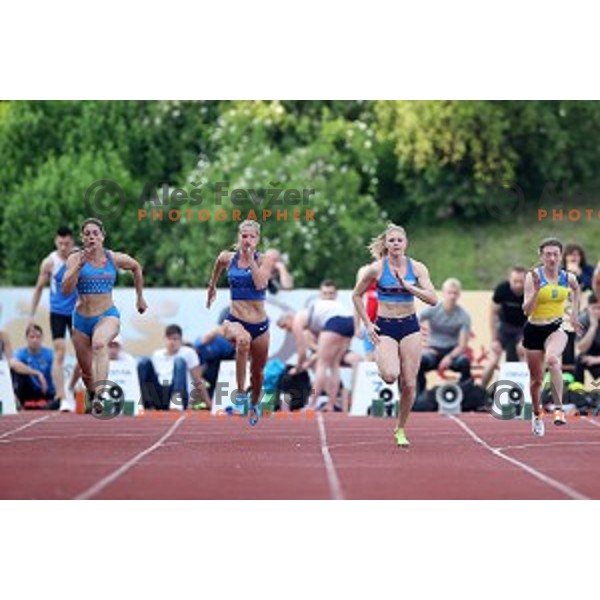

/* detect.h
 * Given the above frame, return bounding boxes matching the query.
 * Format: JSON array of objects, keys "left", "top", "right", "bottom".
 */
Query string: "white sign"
[
  {"left": 211, "top": 360, "right": 251, "bottom": 414},
  {"left": 108, "top": 359, "right": 142, "bottom": 416},
  {"left": 350, "top": 361, "right": 399, "bottom": 416},
  {"left": 492, "top": 361, "right": 532, "bottom": 418},
  {"left": 0, "top": 359, "right": 17, "bottom": 415}
]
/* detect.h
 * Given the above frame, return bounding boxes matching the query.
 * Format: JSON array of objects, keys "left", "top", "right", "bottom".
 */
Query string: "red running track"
[{"left": 1, "top": 411, "right": 599, "bottom": 499}]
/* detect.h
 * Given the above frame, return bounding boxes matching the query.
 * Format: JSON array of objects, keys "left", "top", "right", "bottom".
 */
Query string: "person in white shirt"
[{"left": 137, "top": 324, "right": 210, "bottom": 410}]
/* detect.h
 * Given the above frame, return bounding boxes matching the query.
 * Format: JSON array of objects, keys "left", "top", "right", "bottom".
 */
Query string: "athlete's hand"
[
  {"left": 570, "top": 315, "right": 584, "bottom": 336},
  {"left": 392, "top": 269, "right": 410, "bottom": 292},
  {"left": 366, "top": 322, "right": 380, "bottom": 345},
  {"left": 136, "top": 296, "right": 148, "bottom": 314},
  {"left": 438, "top": 355, "right": 452, "bottom": 373},
  {"left": 206, "top": 285, "right": 216, "bottom": 309}
]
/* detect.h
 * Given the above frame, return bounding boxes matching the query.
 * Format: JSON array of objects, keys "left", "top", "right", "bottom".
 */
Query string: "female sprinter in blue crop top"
[
  {"left": 206, "top": 220, "right": 276, "bottom": 425},
  {"left": 62, "top": 218, "right": 147, "bottom": 415},
  {"left": 353, "top": 223, "right": 437, "bottom": 447}
]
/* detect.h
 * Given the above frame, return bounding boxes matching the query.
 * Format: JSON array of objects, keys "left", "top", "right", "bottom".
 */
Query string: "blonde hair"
[
  {"left": 368, "top": 223, "right": 407, "bottom": 259},
  {"left": 442, "top": 277, "right": 462, "bottom": 291},
  {"left": 233, "top": 220, "right": 261, "bottom": 250}
]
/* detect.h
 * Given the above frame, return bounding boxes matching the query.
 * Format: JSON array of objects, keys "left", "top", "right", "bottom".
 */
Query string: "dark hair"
[
  {"left": 320, "top": 279, "right": 337, "bottom": 288},
  {"left": 589, "top": 293, "right": 598, "bottom": 305},
  {"left": 25, "top": 323, "right": 43, "bottom": 336},
  {"left": 563, "top": 243, "right": 589, "bottom": 268},
  {"left": 165, "top": 324, "right": 183, "bottom": 338},
  {"left": 538, "top": 237, "right": 563, "bottom": 254},
  {"left": 80, "top": 218, "right": 106, "bottom": 235},
  {"left": 510, "top": 265, "right": 527, "bottom": 274},
  {"left": 56, "top": 226, "right": 74, "bottom": 238}
]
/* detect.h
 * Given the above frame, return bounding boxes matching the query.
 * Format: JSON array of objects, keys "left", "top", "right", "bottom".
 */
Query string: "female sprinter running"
[
  {"left": 353, "top": 224, "right": 437, "bottom": 447},
  {"left": 206, "top": 220, "right": 276, "bottom": 425},
  {"left": 62, "top": 218, "right": 147, "bottom": 414},
  {"left": 289, "top": 279, "right": 355, "bottom": 412},
  {"left": 523, "top": 238, "right": 581, "bottom": 437}
]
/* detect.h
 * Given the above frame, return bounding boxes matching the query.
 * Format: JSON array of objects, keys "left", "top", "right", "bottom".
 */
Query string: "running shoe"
[
  {"left": 248, "top": 403, "right": 261, "bottom": 426},
  {"left": 394, "top": 427, "right": 410, "bottom": 447},
  {"left": 553, "top": 407, "right": 567, "bottom": 426},
  {"left": 532, "top": 414, "right": 545, "bottom": 437}
]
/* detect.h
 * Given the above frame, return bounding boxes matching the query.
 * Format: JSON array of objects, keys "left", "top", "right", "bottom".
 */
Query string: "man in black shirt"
[
  {"left": 481, "top": 266, "right": 527, "bottom": 388},
  {"left": 575, "top": 293, "right": 600, "bottom": 384}
]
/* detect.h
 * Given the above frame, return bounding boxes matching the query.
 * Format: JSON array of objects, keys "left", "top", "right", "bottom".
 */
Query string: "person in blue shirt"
[
  {"left": 29, "top": 226, "right": 78, "bottom": 410},
  {"left": 206, "top": 220, "right": 276, "bottom": 424},
  {"left": 10, "top": 324, "right": 56, "bottom": 407},
  {"left": 62, "top": 218, "right": 148, "bottom": 416}
]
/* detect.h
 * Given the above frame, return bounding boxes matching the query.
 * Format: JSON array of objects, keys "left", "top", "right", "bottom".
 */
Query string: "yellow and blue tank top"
[{"left": 531, "top": 267, "right": 570, "bottom": 321}]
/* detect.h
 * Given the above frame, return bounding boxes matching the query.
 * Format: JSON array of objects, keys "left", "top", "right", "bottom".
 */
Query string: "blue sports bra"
[
  {"left": 77, "top": 250, "right": 117, "bottom": 295},
  {"left": 377, "top": 257, "right": 417, "bottom": 303},
  {"left": 228, "top": 251, "right": 266, "bottom": 301}
]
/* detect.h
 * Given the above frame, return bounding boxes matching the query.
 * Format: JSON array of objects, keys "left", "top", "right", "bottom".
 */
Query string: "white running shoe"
[
  {"left": 553, "top": 407, "right": 567, "bottom": 426},
  {"left": 532, "top": 414, "right": 545, "bottom": 437},
  {"left": 60, "top": 391, "right": 76, "bottom": 413}
]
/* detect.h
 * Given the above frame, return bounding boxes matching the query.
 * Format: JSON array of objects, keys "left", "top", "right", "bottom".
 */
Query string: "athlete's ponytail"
[{"left": 368, "top": 223, "right": 407, "bottom": 259}]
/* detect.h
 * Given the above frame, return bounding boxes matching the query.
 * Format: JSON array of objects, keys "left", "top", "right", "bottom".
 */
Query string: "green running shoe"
[{"left": 394, "top": 427, "right": 410, "bottom": 447}]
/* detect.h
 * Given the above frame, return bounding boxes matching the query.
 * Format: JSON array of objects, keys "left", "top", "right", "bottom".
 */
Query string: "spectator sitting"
[
  {"left": 193, "top": 325, "right": 236, "bottom": 399},
  {"left": 138, "top": 324, "right": 210, "bottom": 410},
  {"left": 563, "top": 243, "right": 594, "bottom": 292},
  {"left": 10, "top": 324, "right": 56, "bottom": 409},
  {"left": 108, "top": 335, "right": 135, "bottom": 362},
  {"left": 575, "top": 293, "right": 600, "bottom": 385},
  {"left": 480, "top": 266, "right": 527, "bottom": 388},
  {"left": 417, "top": 278, "right": 472, "bottom": 395}
]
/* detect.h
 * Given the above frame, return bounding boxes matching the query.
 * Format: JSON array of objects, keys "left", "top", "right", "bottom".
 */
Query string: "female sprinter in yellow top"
[
  {"left": 523, "top": 238, "right": 582, "bottom": 437},
  {"left": 206, "top": 220, "right": 276, "bottom": 425},
  {"left": 353, "top": 224, "right": 437, "bottom": 447}
]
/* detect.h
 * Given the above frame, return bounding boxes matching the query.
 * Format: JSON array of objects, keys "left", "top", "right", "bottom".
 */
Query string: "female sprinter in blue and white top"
[
  {"left": 353, "top": 224, "right": 437, "bottom": 447},
  {"left": 206, "top": 220, "right": 276, "bottom": 425},
  {"left": 62, "top": 218, "right": 147, "bottom": 414}
]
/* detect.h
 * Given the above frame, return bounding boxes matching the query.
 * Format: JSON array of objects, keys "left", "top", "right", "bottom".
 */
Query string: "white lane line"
[
  {"left": 449, "top": 415, "right": 591, "bottom": 501},
  {"left": 316, "top": 413, "right": 344, "bottom": 500},
  {"left": 74, "top": 414, "right": 187, "bottom": 500},
  {"left": 0, "top": 415, "right": 52, "bottom": 440},
  {"left": 498, "top": 441, "right": 600, "bottom": 452}
]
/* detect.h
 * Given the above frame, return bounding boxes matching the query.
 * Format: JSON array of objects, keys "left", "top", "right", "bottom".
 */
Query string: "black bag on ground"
[{"left": 277, "top": 367, "right": 312, "bottom": 411}]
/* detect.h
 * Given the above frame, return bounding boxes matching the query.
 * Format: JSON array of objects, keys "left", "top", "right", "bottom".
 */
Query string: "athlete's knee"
[
  {"left": 92, "top": 339, "right": 108, "bottom": 353},
  {"left": 380, "top": 367, "right": 399, "bottom": 384},
  {"left": 53, "top": 346, "right": 66, "bottom": 362},
  {"left": 236, "top": 333, "right": 251, "bottom": 351},
  {"left": 530, "top": 373, "right": 543, "bottom": 388},
  {"left": 546, "top": 353, "right": 561, "bottom": 370}
]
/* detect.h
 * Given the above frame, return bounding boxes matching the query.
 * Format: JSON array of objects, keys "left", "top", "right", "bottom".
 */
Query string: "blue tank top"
[
  {"left": 227, "top": 252, "right": 266, "bottom": 301},
  {"left": 49, "top": 251, "right": 77, "bottom": 315},
  {"left": 377, "top": 257, "right": 417, "bottom": 303},
  {"left": 77, "top": 250, "right": 117, "bottom": 295}
]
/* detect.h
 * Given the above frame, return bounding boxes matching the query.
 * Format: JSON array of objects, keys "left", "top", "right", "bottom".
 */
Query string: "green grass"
[{"left": 408, "top": 211, "right": 600, "bottom": 290}]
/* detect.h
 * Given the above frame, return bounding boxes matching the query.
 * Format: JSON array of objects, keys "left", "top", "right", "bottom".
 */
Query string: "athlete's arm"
[
  {"left": 206, "top": 251, "right": 231, "bottom": 309},
  {"left": 61, "top": 252, "right": 85, "bottom": 296},
  {"left": 111, "top": 252, "right": 147, "bottom": 314},
  {"left": 30, "top": 257, "right": 52, "bottom": 320},
  {"left": 522, "top": 271, "right": 540, "bottom": 317},
  {"left": 568, "top": 273, "right": 582, "bottom": 335},
  {"left": 247, "top": 250, "right": 276, "bottom": 290},
  {"left": 404, "top": 261, "right": 437, "bottom": 306}
]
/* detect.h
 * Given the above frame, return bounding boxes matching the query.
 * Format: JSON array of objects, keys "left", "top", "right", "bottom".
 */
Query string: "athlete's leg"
[
  {"left": 72, "top": 330, "right": 93, "bottom": 392},
  {"left": 397, "top": 332, "right": 422, "bottom": 429},
  {"left": 249, "top": 331, "right": 270, "bottom": 407},
  {"left": 525, "top": 349, "right": 545, "bottom": 415},
  {"left": 90, "top": 317, "right": 120, "bottom": 385},
  {"left": 222, "top": 320, "right": 251, "bottom": 395},
  {"left": 545, "top": 329, "right": 568, "bottom": 410}
]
